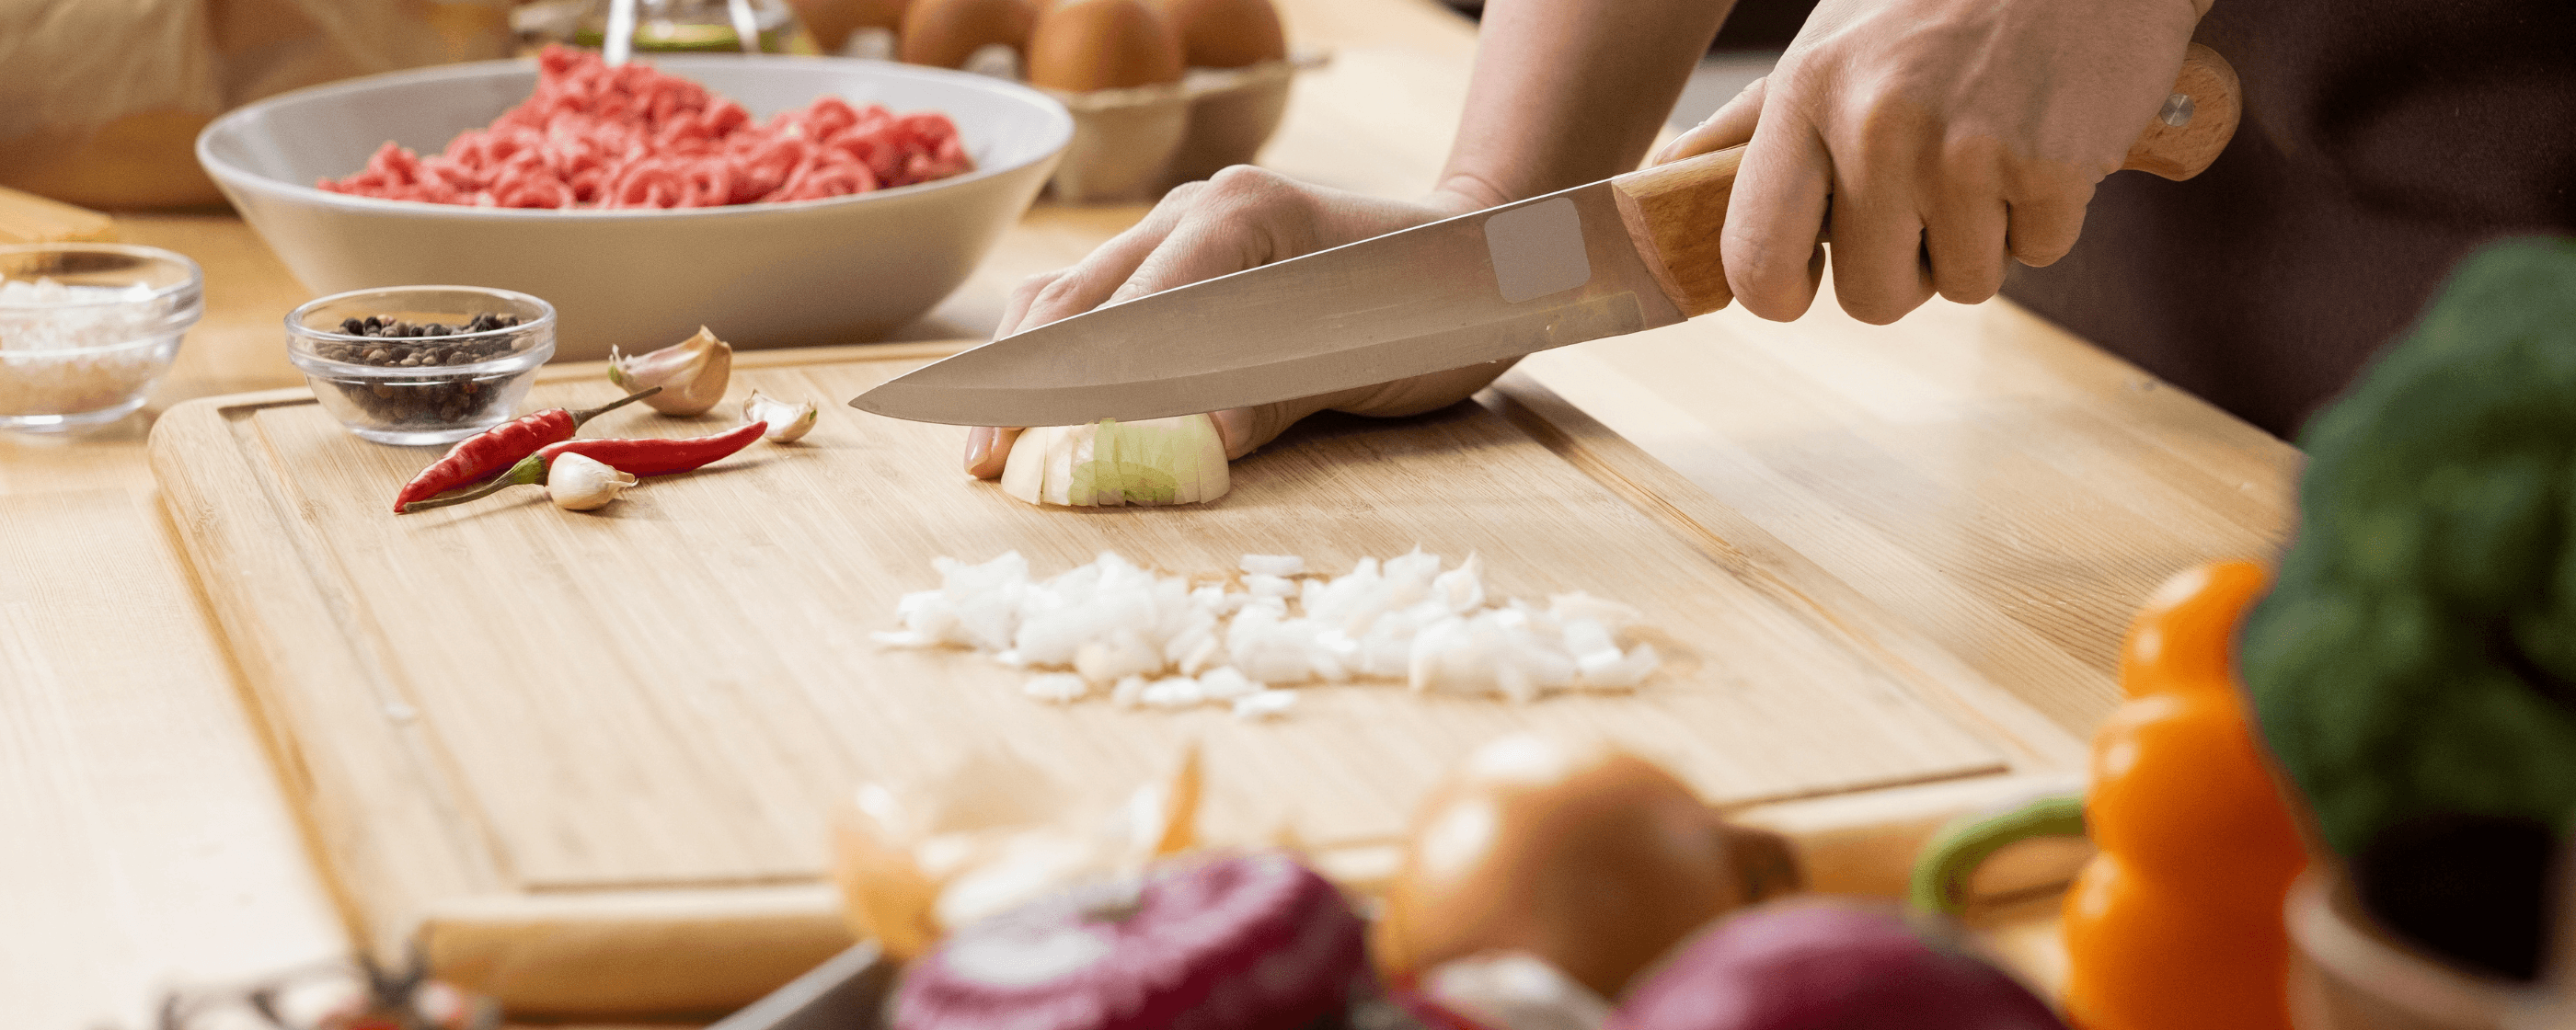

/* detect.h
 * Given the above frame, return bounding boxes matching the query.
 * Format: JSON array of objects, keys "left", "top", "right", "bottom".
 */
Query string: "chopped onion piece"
[
  {"left": 1023, "top": 673, "right": 1088, "bottom": 703},
  {"left": 1579, "top": 644, "right": 1662, "bottom": 690},
  {"left": 1198, "top": 667, "right": 1259, "bottom": 701},
  {"left": 1561, "top": 618, "right": 1623, "bottom": 667},
  {"left": 1233, "top": 691, "right": 1297, "bottom": 720},
  {"left": 1240, "top": 554, "right": 1305, "bottom": 577},
  {"left": 1075, "top": 629, "right": 1161, "bottom": 687},
  {"left": 1245, "top": 573, "right": 1298, "bottom": 600},
  {"left": 1141, "top": 676, "right": 1207, "bottom": 709},
  {"left": 1433, "top": 554, "right": 1487, "bottom": 613},
  {"left": 1110, "top": 675, "right": 1150, "bottom": 708}
]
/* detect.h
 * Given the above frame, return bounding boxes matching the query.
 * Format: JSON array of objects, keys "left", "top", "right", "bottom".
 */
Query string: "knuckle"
[
  {"left": 1769, "top": 51, "right": 1828, "bottom": 97},
  {"left": 1207, "top": 164, "right": 1282, "bottom": 192},
  {"left": 1939, "top": 134, "right": 2003, "bottom": 181},
  {"left": 1009, "top": 271, "right": 1059, "bottom": 303},
  {"left": 1722, "top": 75, "right": 1769, "bottom": 111},
  {"left": 1204, "top": 165, "right": 1304, "bottom": 215},
  {"left": 1156, "top": 180, "right": 1210, "bottom": 212},
  {"left": 1031, "top": 269, "right": 1092, "bottom": 309},
  {"left": 1848, "top": 97, "right": 1920, "bottom": 163}
]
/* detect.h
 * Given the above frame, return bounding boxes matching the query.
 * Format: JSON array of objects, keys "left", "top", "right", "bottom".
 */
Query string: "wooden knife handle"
[{"left": 1608, "top": 42, "right": 2243, "bottom": 317}]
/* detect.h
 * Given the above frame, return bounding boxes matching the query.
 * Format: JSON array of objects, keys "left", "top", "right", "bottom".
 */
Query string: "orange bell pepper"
[{"left": 1912, "top": 561, "right": 2308, "bottom": 1030}]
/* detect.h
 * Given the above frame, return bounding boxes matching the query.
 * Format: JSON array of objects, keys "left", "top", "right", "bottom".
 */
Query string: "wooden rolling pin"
[{"left": 1612, "top": 43, "right": 2243, "bottom": 316}]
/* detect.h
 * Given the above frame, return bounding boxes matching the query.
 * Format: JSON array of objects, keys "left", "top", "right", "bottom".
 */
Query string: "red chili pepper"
[
  {"left": 391, "top": 386, "right": 661, "bottom": 512},
  {"left": 529, "top": 419, "right": 767, "bottom": 477},
  {"left": 399, "top": 420, "right": 767, "bottom": 513}
]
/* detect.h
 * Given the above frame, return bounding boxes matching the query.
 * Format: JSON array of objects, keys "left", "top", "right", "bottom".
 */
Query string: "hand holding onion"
[{"left": 961, "top": 172, "right": 1524, "bottom": 481}]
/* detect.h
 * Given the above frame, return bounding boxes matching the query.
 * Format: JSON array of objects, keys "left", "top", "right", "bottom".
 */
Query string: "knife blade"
[{"left": 854, "top": 45, "right": 2241, "bottom": 428}]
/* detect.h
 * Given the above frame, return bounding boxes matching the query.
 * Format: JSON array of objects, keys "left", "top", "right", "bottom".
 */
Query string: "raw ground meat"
[{"left": 318, "top": 46, "right": 974, "bottom": 209}]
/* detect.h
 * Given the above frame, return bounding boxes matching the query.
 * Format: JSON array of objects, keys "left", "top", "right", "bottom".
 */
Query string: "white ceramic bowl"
[{"left": 198, "top": 56, "right": 1070, "bottom": 360}]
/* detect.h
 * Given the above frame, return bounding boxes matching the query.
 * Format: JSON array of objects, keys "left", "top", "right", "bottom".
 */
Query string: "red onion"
[
  {"left": 1608, "top": 899, "right": 2064, "bottom": 1030},
  {"left": 894, "top": 851, "right": 1369, "bottom": 1030}
]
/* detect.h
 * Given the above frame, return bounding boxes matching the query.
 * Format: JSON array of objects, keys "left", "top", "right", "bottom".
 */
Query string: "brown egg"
[
  {"left": 788, "top": 0, "right": 918, "bottom": 52},
  {"left": 1026, "top": 0, "right": 1185, "bottom": 92},
  {"left": 900, "top": 0, "right": 1038, "bottom": 69},
  {"left": 1156, "top": 0, "right": 1284, "bottom": 69},
  {"left": 1373, "top": 735, "right": 1802, "bottom": 999}
]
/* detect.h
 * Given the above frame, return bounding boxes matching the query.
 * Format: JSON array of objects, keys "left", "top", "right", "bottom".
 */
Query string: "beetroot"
[
  {"left": 1608, "top": 900, "right": 2064, "bottom": 1030},
  {"left": 893, "top": 851, "right": 1369, "bottom": 1030}
]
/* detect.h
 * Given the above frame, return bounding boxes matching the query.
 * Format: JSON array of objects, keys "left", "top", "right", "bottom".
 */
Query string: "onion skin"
[
  {"left": 894, "top": 851, "right": 1369, "bottom": 1030},
  {"left": 1608, "top": 899, "right": 2065, "bottom": 1030},
  {"left": 1374, "top": 736, "right": 1800, "bottom": 1000}
]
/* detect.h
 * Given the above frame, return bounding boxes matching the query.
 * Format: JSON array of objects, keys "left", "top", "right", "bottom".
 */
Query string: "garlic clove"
[
  {"left": 546, "top": 452, "right": 638, "bottom": 510},
  {"left": 608, "top": 326, "right": 733, "bottom": 416},
  {"left": 742, "top": 389, "right": 819, "bottom": 442}
]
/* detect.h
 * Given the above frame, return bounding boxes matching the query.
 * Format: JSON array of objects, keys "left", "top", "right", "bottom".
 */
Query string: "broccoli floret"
[{"left": 2240, "top": 236, "right": 2576, "bottom": 862}]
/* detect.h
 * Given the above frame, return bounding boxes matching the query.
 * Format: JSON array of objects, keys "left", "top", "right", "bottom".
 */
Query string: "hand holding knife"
[{"left": 854, "top": 45, "right": 2240, "bottom": 429}]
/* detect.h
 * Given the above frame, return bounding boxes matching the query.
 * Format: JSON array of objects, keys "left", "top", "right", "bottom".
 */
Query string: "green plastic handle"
[{"left": 1907, "top": 794, "right": 2088, "bottom": 916}]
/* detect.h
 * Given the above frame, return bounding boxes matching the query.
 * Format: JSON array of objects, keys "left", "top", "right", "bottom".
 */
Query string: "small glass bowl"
[
  {"left": 285, "top": 285, "right": 555, "bottom": 446},
  {"left": 0, "top": 244, "right": 204, "bottom": 433}
]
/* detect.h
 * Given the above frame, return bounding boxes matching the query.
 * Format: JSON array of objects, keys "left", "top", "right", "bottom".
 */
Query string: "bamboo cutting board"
[{"left": 150, "top": 342, "right": 2084, "bottom": 1015}]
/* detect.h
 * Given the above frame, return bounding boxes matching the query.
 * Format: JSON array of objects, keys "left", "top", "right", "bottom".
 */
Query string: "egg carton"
[{"left": 1041, "top": 49, "right": 1331, "bottom": 204}]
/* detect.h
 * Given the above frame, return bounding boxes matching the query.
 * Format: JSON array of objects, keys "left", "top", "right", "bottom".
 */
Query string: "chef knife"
[{"left": 854, "top": 45, "right": 2241, "bottom": 429}]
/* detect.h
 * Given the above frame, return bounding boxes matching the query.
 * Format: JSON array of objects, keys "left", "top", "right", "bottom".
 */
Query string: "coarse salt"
[{"left": 0, "top": 277, "right": 175, "bottom": 417}]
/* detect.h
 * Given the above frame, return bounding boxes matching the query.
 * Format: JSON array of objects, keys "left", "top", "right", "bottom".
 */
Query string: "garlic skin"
[
  {"left": 546, "top": 452, "right": 638, "bottom": 510},
  {"left": 609, "top": 326, "right": 733, "bottom": 416},
  {"left": 743, "top": 390, "right": 819, "bottom": 442}
]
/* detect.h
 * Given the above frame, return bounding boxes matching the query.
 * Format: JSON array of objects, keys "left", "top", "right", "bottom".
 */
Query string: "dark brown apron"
[{"left": 2000, "top": 0, "right": 2576, "bottom": 440}]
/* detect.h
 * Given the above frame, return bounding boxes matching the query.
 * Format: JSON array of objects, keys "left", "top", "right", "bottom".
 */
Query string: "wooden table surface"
[{"left": 0, "top": 0, "right": 2300, "bottom": 1026}]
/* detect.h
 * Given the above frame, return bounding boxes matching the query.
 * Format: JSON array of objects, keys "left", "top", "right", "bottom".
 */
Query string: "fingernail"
[{"left": 963, "top": 426, "right": 997, "bottom": 473}]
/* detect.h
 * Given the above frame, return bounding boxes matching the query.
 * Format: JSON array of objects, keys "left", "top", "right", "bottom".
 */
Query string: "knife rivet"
[{"left": 2158, "top": 92, "right": 2195, "bottom": 128}]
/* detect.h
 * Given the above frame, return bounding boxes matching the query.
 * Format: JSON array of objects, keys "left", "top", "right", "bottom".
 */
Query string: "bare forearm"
[{"left": 1430, "top": 0, "right": 1735, "bottom": 210}]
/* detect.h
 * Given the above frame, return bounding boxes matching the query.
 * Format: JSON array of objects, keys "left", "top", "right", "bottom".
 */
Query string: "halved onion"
[{"left": 1002, "top": 416, "right": 1230, "bottom": 507}]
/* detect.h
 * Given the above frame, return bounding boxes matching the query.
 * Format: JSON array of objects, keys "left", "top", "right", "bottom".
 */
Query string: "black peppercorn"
[{"left": 316, "top": 312, "right": 529, "bottom": 428}]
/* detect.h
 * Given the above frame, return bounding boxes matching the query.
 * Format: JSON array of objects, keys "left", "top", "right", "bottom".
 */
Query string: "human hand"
[
  {"left": 1654, "top": 0, "right": 2209, "bottom": 324},
  {"left": 962, "top": 167, "right": 1506, "bottom": 478}
]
